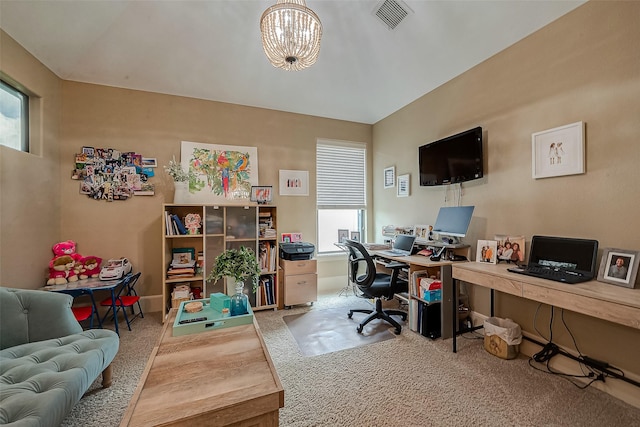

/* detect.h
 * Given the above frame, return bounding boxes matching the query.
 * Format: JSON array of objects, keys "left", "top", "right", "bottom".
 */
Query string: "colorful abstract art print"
[{"left": 181, "top": 141, "right": 258, "bottom": 203}]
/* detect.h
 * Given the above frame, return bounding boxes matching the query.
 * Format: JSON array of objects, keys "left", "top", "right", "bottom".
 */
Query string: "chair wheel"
[
  {"left": 394, "top": 328, "right": 402, "bottom": 335},
  {"left": 356, "top": 325, "right": 363, "bottom": 333},
  {"left": 348, "top": 313, "right": 353, "bottom": 319}
]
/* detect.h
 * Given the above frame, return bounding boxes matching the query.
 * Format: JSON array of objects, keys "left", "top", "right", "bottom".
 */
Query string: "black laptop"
[{"left": 507, "top": 235, "right": 598, "bottom": 284}]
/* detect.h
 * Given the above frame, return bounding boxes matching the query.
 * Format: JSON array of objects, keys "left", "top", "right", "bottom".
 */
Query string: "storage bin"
[{"left": 483, "top": 317, "right": 522, "bottom": 360}]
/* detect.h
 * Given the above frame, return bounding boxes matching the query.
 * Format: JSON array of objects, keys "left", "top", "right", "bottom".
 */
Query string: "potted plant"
[
  {"left": 207, "top": 246, "right": 260, "bottom": 315},
  {"left": 163, "top": 156, "right": 196, "bottom": 203}
]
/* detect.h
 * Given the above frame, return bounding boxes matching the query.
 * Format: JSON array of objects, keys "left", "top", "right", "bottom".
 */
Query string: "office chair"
[
  {"left": 344, "top": 239, "right": 408, "bottom": 335},
  {"left": 100, "top": 272, "right": 143, "bottom": 331}
]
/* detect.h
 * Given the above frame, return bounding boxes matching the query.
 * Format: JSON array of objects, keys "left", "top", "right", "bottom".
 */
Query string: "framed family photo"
[
  {"left": 350, "top": 231, "right": 361, "bottom": 242},
  {"left": 476, "top": 240, "right": 498, "bottom": 264},
  {"left": 532, "top": 121, "right": 585, "bottom": 179},
  {"left": 338, "top": 229, "right": 349, "bottom": 243},
  {"left": 597, "top": 248, "right": 639, "bottom": 288}
]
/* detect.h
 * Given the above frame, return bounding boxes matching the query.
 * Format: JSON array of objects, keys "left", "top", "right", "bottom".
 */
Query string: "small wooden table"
[{"left": 120, "top": 310, "right": 284, "bottom": 426}]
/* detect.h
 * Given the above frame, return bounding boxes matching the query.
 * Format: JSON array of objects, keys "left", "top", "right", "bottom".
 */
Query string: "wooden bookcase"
[{"left": 162, "top": 203, "right": 278, "bottom": 321}]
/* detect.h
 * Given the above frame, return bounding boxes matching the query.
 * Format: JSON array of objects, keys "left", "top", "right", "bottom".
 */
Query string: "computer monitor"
[{"left": 432, "top": 206, "right": 475, "bottom": 241}]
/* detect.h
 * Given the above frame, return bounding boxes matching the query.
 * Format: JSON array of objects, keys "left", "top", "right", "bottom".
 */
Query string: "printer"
[{"left": 280, "top": 242, "right": 315, "bottom": 261}]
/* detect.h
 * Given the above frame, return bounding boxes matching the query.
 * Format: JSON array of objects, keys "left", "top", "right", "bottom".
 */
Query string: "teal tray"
[{"left": 172, "top": 298, "right": 254, "bottom": 337}]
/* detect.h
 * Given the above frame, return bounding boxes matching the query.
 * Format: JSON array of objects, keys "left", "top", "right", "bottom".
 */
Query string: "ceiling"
[{"left": 0, "top": 0, "right": 584, "bottom": 124}]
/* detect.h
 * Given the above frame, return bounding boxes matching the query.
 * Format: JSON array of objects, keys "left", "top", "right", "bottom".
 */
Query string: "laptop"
[
  {"left": 378, "top": 234, "right": 417, "bottom": 257},
  {"left": 507, "top": 235, "right": 598, "bottom": 284}
]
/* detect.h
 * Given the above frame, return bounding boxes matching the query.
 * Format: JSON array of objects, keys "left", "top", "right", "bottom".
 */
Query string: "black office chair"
[{"left": 344, "top": 239, "right": 408, "bottom": 335}]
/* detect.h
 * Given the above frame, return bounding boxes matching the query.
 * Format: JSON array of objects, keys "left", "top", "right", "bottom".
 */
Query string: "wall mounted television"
[{"left": 419, "top": 127, "right": 483, "bottom": 186}]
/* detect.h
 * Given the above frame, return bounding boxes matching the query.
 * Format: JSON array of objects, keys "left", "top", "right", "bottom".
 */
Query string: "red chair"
[
  {"left": 64, "top": 289, "right": 102, "bottom": 329},
  {"left": 100, "top": 272, "right": 143, "bottom": 331}
]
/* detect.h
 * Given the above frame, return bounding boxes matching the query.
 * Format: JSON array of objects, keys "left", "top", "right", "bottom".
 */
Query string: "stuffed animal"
[
  {"left": 47, "top": 255, "right": 79, "bottom": 285},
  {"left": 77, "top": 255, "right": 102, "bottom": 279},
  {"left": 52, "top": 240, "right": 82, "bottom": 262}
]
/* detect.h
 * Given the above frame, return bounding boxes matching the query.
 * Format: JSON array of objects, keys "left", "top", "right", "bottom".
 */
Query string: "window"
[
  {"left": 317, "top": 140, "right": 366, "bottom": 253},
  {"left": 0, "top": 79, "right": 29, "bottom": 152}
]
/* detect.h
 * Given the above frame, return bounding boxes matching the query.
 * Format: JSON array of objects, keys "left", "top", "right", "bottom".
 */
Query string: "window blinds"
[{"left": 317, "top": 141, "right": 366, "bottom": 209}]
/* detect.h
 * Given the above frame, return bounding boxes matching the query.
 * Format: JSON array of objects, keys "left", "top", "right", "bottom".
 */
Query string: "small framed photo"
[
  {"left": 338, "top": 229, "right": 349, "bottom": 243},
  {"left": 397, "top": 174, "right": 410, "bottom": 197},
  {"left": 597, "top": 248, "right": 639, "bottom": 288},
  {"left": 476, "top": 240, "right": 498, "bottom": 264},
  {"left": 290, "top": 232, "right": 303, "bottom": 243},
  {"left": 532, "top": 121, "right": 585, "bottom": 179},
  {"left": 350, "top": 231, "right": 361, "bottom": 242},
  {"left": 494, "top": 235, "right": 525, "bottom": 264},
  {"left": 250, "top": 186, "right": 273, "bottom": 204},
  {"left": 279, "top": 170, "right": 309, "bottom": 196},
  {"left": 384, "top": 166, "right": 395, "bottom": 189},
  {"left": 141, "top": 157, "right": 157, "bottom": 167},
  {"left": 414, "top": 225, "right": 433, "bottom": 242},
  {"left": 281, "top": 233, "right": 292, "bottom": 243},
  {"left": 82, "top": 146, "right": 95, "bottom": 156}
]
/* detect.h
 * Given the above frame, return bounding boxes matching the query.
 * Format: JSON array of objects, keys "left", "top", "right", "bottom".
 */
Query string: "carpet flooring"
[
  {"left": 282, "top": 307, "right": 396, "bottom": 356},
  {"left": 61, "top": 294, "right": 640, "bottom": 426}
]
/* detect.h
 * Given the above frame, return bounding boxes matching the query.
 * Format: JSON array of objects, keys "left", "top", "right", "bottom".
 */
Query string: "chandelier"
[{"left": 260, "top": 0, "right": 322, "bottom": 71}]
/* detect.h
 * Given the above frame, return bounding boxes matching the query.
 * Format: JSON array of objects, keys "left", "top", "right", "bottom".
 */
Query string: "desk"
[
  {"left": 371, "top": 247, "right": 471, "bottom": 339},
  {"left": 120, "top": 310, "right": 284, "bottom": 426},
  {"left": 450, "top": 263, "right": 640, "bottom": 352},
  {"left": 44, "top": 276, "right": 128, "bottom": 335}
]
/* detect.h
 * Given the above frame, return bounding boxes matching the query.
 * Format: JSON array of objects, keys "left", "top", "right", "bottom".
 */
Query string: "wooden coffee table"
[{"left": 120, "top": 310, "right": 284, "bottom": 426}]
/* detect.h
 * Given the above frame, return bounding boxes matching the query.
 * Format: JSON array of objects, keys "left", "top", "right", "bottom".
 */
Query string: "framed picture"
[
  {"left": 384, "top": 166, "right": 395, "bottom": 189},
  {"left": 338, "top": 229, "right": 349, "bottom": 243},
  {"left": 290, "top": 232, "right": 303, "bottom": 243},
  {"left": 250, "top": 186, "right": 273, "bottom": 204},
  {"left": 141, "top": 157, "right": 157, "bottom": 167},
  {"left": 414, "top": 225, "right": 433, "bottom": 242},
  {"left": 397, "top": 174, "right": 410, "bottom": 197},
  {"left": 279, "top": 170, "right": 309, "bottom": 196},
  {"left": 476, "top": 240, "right": 498, "bottom": 264},
  {"left": 181, "top": 141, "right": 258, "bottom": 203},
  {"left": 597, "top": 248, "right": 640, "bottom": 288},
  {"left": 532, "top": 121, "right": 585, "bottom": 179},
  {"left": 494, "top": 235, "right": 525, "bottom": 264},
  {"left": 350, "top": 231, "right": 361, "bottom": 242}
]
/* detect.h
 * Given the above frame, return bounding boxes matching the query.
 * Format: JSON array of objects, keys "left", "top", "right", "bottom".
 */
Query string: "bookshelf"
[{"left": 162, "top": 203, "right": 278, "bottom": 321}]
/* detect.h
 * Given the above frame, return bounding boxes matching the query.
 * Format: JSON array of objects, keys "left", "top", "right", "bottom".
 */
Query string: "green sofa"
[{"left": 0, "top": 287, "right": 119, "bottom": 426}]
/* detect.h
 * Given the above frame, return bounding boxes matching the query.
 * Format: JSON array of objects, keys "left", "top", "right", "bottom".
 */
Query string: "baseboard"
[
  {"left": 140, "top": 295, "right": 163, "bottom": 314},
  {"left": 468, "top": 310, "right": 640, "bottom": 409}
]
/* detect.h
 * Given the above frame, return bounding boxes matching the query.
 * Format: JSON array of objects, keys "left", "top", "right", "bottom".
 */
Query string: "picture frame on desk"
[
  {"left": 350, "top": 231, "right": 361, "bottom": 242},
  {"left": 476, "top": 240, "right": 497, "bottom": 264},
  {"left": 597, "top": 248, "right": 639, "bottom": 288},
  {"left": 338, "top": 229, "right": 349, "bottom": 243}
]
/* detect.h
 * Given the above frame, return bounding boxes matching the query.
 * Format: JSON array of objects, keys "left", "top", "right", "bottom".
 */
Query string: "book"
[{"left": 172, "top": 214, "right": 187, "bottom": 235}]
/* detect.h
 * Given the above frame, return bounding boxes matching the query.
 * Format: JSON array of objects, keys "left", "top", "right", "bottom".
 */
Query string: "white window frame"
[
  {"left": 0, "top": 78, "right": 29, "bottom": 152},
  {"left": 317, "top": 139, "right": 367, "bottom": 254}
]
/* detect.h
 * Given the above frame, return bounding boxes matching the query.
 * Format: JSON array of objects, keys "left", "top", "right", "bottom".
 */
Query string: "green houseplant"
[{"left": 207, "top": 247, "right": 260, "bottom": 316}]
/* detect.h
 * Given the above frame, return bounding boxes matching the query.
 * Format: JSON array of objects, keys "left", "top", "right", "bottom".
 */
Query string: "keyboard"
[
  {"left": 378, "top": 249, "right": 409, "bottom": 257},
  {"left": 507, "top": 266, "right": 591, "bottom": 284}
]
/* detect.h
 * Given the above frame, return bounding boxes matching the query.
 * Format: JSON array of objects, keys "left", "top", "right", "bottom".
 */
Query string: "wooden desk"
[
  {"left": 120, "top": 310, "right": 284, "bottom": 426},
  {"left": 451, "top": 263, "right": 640, "bottom": 351}
]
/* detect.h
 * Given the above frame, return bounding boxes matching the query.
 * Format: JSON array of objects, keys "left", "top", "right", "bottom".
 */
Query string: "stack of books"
[
  {"left": 258, "top": 242, "right": 277, "bottom": 273},
  {"left": 166, "top": 247, "right": 196, "bottom": 279},
  {"left": 259, "top": 212, "right": 276, "bottom": 238}
]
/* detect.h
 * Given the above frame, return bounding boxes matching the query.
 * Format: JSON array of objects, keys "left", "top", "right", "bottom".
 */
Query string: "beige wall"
[
  {"left": 59, "top": 82, "right": 371, "bottom": 300},
  {"left": 373, "top": 1, "right": 640, "bottom": 386},
  {"left": 0, "top": 30, "right": 61, "bottom": 287}
]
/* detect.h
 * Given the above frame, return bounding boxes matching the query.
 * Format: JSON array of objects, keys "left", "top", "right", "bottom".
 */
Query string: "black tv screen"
[{"left": 419, "top": 127, "right": 483, "bottom": 186}]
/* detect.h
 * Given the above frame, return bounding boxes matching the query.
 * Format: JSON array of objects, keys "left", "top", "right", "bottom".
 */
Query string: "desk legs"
[{"left": 452, "top": 278, "right": 495, "bottom": 353}]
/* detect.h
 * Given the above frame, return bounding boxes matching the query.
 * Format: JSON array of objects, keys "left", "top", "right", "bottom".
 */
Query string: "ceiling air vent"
[{"left": 374, "top": 0, "right": 412, "bottom": 30}]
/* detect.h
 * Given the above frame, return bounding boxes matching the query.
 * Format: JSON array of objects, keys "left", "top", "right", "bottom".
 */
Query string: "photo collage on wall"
[{"left": 72, "top": 146, "right": 156, "bottom": 201}]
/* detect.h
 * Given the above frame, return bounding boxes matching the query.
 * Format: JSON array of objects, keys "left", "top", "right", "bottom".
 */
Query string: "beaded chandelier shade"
[{"left": 260, "top": 0, "right": 322, "bottom": 71}]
